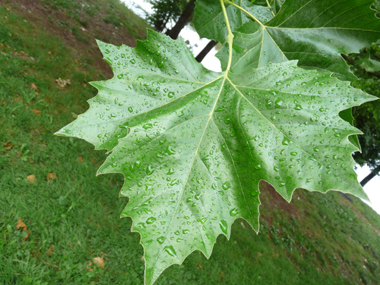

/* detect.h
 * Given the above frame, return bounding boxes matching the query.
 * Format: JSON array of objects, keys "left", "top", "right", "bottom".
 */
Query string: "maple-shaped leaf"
[
  {"left": 56, "top": 30, "right": 375, "bottom": 284},
  {"left": 193, "top": 0, "right": 273, "bottom": 44},
  {"left": 217, "top": 0, "right": 380, "bottom": 80}
]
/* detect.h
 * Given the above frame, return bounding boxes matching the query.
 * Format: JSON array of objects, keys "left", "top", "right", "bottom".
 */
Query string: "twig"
[{"left": 43, "top": 261, "right": 61, "bottom": 270}]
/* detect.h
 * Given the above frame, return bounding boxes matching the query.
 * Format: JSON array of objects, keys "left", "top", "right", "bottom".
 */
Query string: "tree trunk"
[
  {"left": 360, "top": 165, "right": 380, "bottom": 187},
  {"left": 195, "top": 40, "right": 218, "bottom": 62},
  {"left": 166, "top": 0, "right": 196, "bottom": 39}
]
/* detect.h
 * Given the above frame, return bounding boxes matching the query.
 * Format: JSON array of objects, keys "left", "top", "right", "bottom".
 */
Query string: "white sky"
[{"left": 122, "top": 0, "right": 380, "bottom": 215}]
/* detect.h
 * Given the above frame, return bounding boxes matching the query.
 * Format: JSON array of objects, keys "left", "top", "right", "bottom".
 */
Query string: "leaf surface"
[
  {"left": 217, "top": 0, "right": 380, "bottom": 80},
  {"left": 193, "top": 0, "right": 273, "bottom": 44},
  {"left": 56, "top": 30, "right": 375, "bottom": 284},
  {"left": 357, "top": 53, "right": 380, "bottom": 72}
]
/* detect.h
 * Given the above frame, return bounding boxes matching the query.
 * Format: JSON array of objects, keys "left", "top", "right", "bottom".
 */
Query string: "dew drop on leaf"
[
  {"left": 146, "top": 217, "right": 156, "bottom": 224},
  {"left": 157, "top": 236, "right": 166, "bottom": 244},
  {"left": 164, "top": 245, "right": 177, "bottom": 256},
  {"left": 146, "top": 165, "right": 154, "bottom": 175},
  {"left": 166, "top": 145, "right": 176, "bottom": 155},
  {"left": 219, "top": 220, "right": 227, "bottom": 234},
  {"left": 222, "top": 181, "right": 231, "bottom": 190},
  {"left": 230, "top": 208, "right": 238, "bottom": 216},
  {"left": 197, "top": 217, "right": 207, "bottom": 224},
  {"left": 143, "top": 123, "right": 153, "bottom": 129},
  {"left": 282, "top": 137, "right": 290, "bottom": 145}
]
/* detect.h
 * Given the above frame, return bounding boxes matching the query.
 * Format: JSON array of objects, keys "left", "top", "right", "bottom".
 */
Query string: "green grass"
[
  {"left": 41, "top": 0, "right": 150, "bottom": 40},
  {"left": 1, "top": 1, "right": 380, "bottom": 284}
]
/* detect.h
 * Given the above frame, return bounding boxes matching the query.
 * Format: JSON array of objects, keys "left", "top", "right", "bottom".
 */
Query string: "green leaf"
[
  {"left": 217, "top": 0, "right": 380, "bottom": 80},
  {"left": 269, "top": 0, "right": 285, "bottom": 14},
  {"left": 193, "top": 0, "right": 273, "bottom": 44},
  {"left": 339, "top": 109, "right": 361, "bottom": 151},
  {"left": 356, "top": 53, "right": 380, "bottom": 72},
  {"left": 56, "top": 30, "right": 375, "bottom": 284},
  {"left": 259, "top": 0, "right": 285, "bottom": 14}
]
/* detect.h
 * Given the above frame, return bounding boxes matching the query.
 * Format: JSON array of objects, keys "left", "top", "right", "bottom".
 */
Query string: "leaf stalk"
[{"left": 221, "top": 0, "right": 234, "bottom": 73}]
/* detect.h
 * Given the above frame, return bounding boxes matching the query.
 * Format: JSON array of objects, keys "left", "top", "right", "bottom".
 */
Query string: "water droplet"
[
  {"left": 255, "top": 164, "right": 262, "bottom": 170},
  {"left": 130, "top": 59, "right": 136, "bottom": 64},
  {"left": 313, "top": 147, "right": 319, "bottom": 152},
  {"left": 290, "top": 152, "right": 297, "bottom": 156},
  {"left": 164, "top": 245, "right": 177, "bottom": 256},
  {"left": 294, "top": 104, "right": 302, "bottom": 110},
  {"left": 119, "top": 124, "right": 128, "bottom": 129},
  {"left": 182, "top": 229, "right": 189, "bottom": 234},
  {"left": 146, "top": 165, "right": 154, "bottom": 175},
  {"left": 197, "top": 217, "right": 207, "bottom": 224},
  {"left": 224, "top": 117, "right": 231, "bottom": 124},
  {"left": 230, "top": 208, "right": 238, "bottom": 216},
  {"left": 143, "top": 123, "right": 153, "bottom": 129},
  {"left": 167, "top": 168, "right": 174, "bottom": 175},
  {"left": 230, "top": 131, "right": 237, "bottom": 137},
  {"left": 137, "top": 222, "right": 146, "bottom": 229},
  {"left": 282, "top": 137, "right": 290, "bottom": 145},
  {"left": 157, "top": 236, "right": 165, "bottom": 244},
  {"left": 128, "top": 107, "right": 133, "bottom": 113},
  {"left": 167, "top": 145, "right": 176, "bottom": 155},
  {"left": 275, "top": 98, "right": 284, "bottom": 108},
  {"left": 146, "top": 217, "right": 156, "bottom": 224},
  {"left": 219, "top": 220, "right": 227, "bottom": 234},
  {"left": 222, "top": 181, "right": 231, "bottom": 190},
  {"left": 117, "top": 74, "right": 124, "bottom": 79},
  {"left": 168, "top": 92, "right": 175, "bottom": 98}
]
